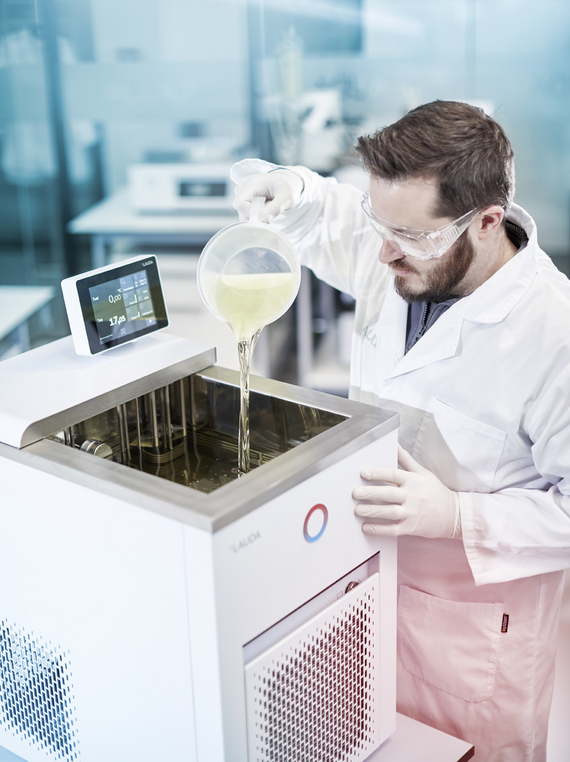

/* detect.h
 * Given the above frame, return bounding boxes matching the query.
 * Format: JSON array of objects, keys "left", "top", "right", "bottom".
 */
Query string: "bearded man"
[{"left": 232, "top": 100, "right": 570, "bottom": 761}]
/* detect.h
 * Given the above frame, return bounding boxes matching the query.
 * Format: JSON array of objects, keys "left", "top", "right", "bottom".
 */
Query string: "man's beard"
[{"left": 391, "top": 233, "right": 475, "bottom": 303}]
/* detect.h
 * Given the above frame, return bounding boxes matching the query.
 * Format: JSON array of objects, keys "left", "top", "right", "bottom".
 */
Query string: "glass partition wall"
[
  {"left": 251, "top": 0, "right": 570, "bottom": 263},
  {"left": 0, "top": 0, "right": 63, "bottom": 288},
  {"left": 0, "top": 0, "right": 102, "bottom": 355},
  {"left": 0, "top": 0, "right": 103, "bottom": 279},
  {"left": 1, "top": 0, "right": 570, "bottom": 355}
]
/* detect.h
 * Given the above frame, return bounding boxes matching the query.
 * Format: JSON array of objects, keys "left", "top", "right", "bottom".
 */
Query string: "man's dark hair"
[{"left": 355, "top": 100, "right": 515, "bottom": 220}]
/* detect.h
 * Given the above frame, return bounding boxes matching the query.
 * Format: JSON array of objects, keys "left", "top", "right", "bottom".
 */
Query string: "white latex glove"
[
  {"left": 233, "top": 169, "right": 304, "bottom": 223},
  {"left": 352, "top": 445, "right": 462, "bottom": 539}
]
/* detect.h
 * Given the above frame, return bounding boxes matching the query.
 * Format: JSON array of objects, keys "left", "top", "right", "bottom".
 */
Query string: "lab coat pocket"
[
  {"left": 398, "top": 585, "right": 504, "bottom": 703},
  {"left": 413, "top": 397, "right": 507, "bottom": 492}
]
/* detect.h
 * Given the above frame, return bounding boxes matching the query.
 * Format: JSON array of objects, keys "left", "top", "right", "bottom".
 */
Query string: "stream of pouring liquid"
[{"left": 215, "top": 272, "right": 298, "bottom": 474}]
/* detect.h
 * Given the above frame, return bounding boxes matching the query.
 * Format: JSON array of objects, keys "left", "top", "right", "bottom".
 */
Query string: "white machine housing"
[
  {"left": 0, "top": 332, "right": 398, "bottom": 762},
  {"left": 128, "top": 163, "right": 234, "bottom": 213}
]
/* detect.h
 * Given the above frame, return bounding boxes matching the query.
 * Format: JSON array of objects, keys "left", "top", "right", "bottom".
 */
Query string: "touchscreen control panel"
[{"left": 61, "top": 256, "right": 168, "bottom": 355}]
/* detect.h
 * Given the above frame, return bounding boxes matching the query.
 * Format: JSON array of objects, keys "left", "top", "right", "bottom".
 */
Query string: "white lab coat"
[{"left": 232, "top": 160, "right": 570, "bottom": 761}]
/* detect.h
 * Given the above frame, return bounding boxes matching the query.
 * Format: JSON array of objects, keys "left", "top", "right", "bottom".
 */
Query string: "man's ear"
[{"left": 475, "top": 206, "right": 505, "bottom": 239}]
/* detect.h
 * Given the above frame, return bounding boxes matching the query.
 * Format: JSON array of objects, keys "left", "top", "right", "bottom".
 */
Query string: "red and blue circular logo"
[{"left": 303, "top": 503, "right": 329, "bottom": 543}]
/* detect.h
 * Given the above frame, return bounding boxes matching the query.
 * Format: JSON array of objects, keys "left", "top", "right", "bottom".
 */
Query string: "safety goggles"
[{"left": 361, "top": 192, "right": 480, "bottom": 260}]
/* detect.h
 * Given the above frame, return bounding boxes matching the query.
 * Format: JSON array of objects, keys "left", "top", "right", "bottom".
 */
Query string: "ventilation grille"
[
  {"left": 0, "top": 620, "right": 80, "bottom": 760},
  {"left": 245, "top": 573, "right": 379, "bottom": 762}
]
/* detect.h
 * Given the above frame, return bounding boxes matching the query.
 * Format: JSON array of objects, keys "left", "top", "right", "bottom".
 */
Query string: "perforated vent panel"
[
  {"left": 0, "top": 620, "right": 80, "bottom": 760},
  {"left": 245, "top": 573, "right": 380, "bottom": 762}
]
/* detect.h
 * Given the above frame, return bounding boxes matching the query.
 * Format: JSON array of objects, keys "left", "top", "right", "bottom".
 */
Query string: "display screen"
[
  {"left": 76, "top": 257, "right": 168, "bottom": 354},
  {"left": 179, "top": 180, "right": 226, "bottom": 197}
]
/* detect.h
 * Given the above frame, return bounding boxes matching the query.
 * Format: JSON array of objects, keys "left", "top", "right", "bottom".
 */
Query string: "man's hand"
[
  {"left": 233, "top": 169, "right": 303, "bottom": 223},
  {"left": 352, "top": 445, "right": 462, "bottom": 539}
]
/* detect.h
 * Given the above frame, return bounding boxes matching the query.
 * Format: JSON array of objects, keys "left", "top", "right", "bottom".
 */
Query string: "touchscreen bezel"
[{"left": 75, "top": 256, "right": 168, "bottom": 355}]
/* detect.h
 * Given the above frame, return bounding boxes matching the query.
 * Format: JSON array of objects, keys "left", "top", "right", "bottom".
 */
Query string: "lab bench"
[
  {"left": 67, "top": 187, "right": 238, "bottom": 269},
  {"left": 0, "top": 286, "right": 56, "bottom": 359}
]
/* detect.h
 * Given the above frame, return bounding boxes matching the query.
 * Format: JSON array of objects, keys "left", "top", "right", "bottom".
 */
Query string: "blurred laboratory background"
[
  {"left": 1, "top": 2, "right": 570, "bottom": 761},
  {"left": 2, "top": 0, "right": 570, "bottom": 387}
]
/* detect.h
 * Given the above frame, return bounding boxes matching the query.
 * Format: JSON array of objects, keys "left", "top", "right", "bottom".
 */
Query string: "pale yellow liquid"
[
  {"left": 214, "top": 271, "right": 297, "bottom": 474},
  {"left": 214, "top": 272, "right": 298, "bottom": 341}
]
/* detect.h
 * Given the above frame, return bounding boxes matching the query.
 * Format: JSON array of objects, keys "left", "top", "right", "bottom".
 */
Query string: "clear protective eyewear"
[{"left": 361, "top": 192, "right": 480, "bottom": 260}]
